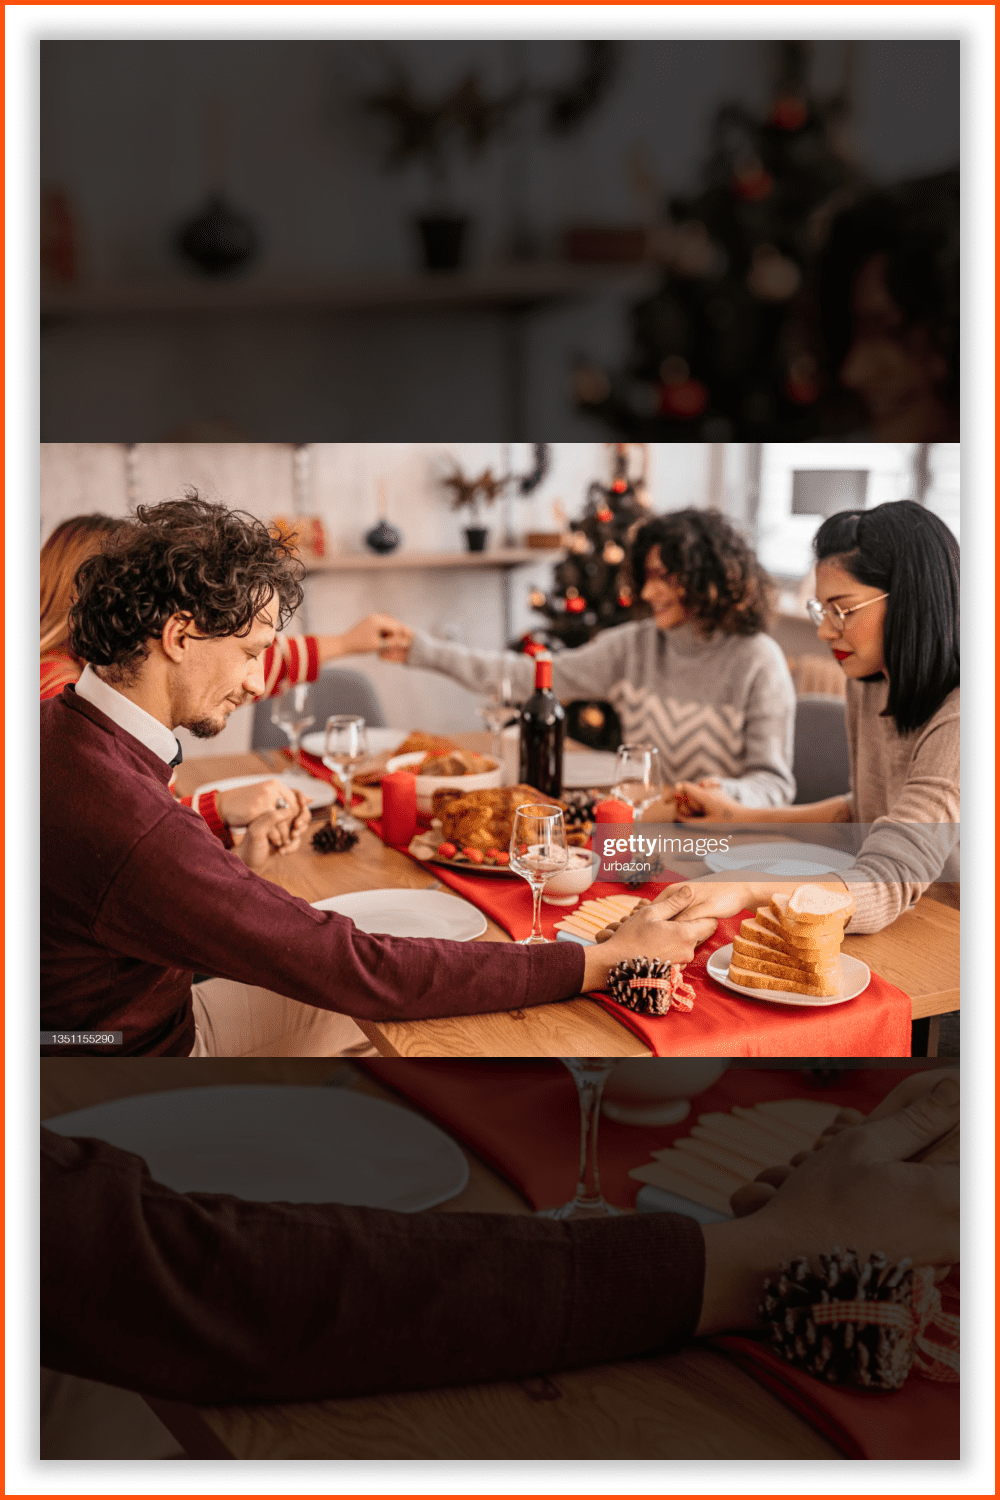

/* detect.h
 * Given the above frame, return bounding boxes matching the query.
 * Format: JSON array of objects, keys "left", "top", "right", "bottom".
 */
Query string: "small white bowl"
[
  {"left": 386, "top": 751, "right": 503, "bottom": 815},
  {"left": 541, "top": 848, "right": 599, "bottom": 904},
  {"left": 602, "top": 1059, "right": 729, "bottom": 1125}
]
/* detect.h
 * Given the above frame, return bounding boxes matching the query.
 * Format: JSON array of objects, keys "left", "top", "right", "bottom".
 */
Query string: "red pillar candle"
[
  {"left": 594, "top": 798, "right": 634, "bottom": 824},
  {"left": 381, "top": 771, "right": 418, "bottom": 847}
]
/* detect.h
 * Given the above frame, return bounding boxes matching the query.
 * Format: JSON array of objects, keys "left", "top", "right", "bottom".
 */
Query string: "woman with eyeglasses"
[
  {"left": 369, "top": 509, "right": 797, "bottom": 812},
  {"left": 665, "top": 500, "right": 960, "bottom": 934}
]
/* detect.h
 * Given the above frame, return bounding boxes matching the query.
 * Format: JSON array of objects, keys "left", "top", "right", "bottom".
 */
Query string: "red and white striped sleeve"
[
  {"left": 256, "top": 635, "right": 321, "bottom": 700},
  {"left": 40, "top": 652, "right": 83, "bottom": 701},
  {"left": 177, "top": 790, "right": 234, "bottom": 848}
]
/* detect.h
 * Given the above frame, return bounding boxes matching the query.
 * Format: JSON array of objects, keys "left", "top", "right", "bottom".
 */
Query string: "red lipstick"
[{"left": 832, "top": 649, "right": 852, "bottom": 662}]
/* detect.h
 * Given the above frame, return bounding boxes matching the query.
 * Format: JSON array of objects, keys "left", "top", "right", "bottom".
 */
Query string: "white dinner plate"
[
  {"left": 45, "top": 1086, "right": 469, "bottom": 1210},
  {"left": 702, "top": 840, "right": 857, "bottom": 878},
  {"left": 301, "top": 727, "right": 407, "bottom": 761},
  {"left": 707, "top": 942, "right": 870, "bottom": 1008},
  {"left": 312, "top": 888, "right": 487, "bottom": 941},
  {"left": 190, "top": 772, "right": 335, "bottom": 812}
]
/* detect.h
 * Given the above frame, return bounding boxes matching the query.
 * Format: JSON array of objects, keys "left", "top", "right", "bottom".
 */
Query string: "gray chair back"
[
  {"left": 792, "top": 694, "right": 850, "bottom": 805},
  {"left": 252, "top": 669, "right": 387, "bottom": 751}
]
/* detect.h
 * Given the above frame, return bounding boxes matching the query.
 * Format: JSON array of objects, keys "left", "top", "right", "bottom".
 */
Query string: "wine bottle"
[{"left": 519, "top": 652, "right": 565, "bottom": 797}]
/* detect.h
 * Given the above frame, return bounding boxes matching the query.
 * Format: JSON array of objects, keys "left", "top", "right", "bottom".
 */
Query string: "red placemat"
[
  {"left": 362, "top": 1060, "right": 958, "bottom": 1460},
  {"left": 364, "top": 833, "right": 912, "bottom": 1057},
  {"left": 290, "top": 749, "right": 367, "bottom": 808}
]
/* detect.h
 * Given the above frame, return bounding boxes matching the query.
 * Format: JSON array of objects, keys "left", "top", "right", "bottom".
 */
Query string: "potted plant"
[{"left": 442, "top": 461, "right": 508, "bottom": 551}]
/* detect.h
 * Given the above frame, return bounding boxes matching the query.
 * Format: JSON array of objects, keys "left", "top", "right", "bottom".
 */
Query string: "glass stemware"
[
  {"left": 322, "top": 715, "right": 368, "bottom": 832},
  {"left": 478, "top": 677, "right": 522, "bottom": 768},
  {"left": 509, "top": 804, "right": 569, "bottom": 944},
  {"left": 271, "top": 684, "right": 315, "bottom": 766},
  {"left": 539, "top": 1058, "right": 621, "bottom": 1220},
  {"left": 611, "top": 742, "right": 664, "bottom": 820}
]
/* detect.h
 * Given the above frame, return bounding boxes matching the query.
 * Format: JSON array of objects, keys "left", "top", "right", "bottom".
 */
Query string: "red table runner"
[
  {"left": 362, "top": 1060, "right": 958, "bottom": 1460},
  {"left": 363, "top": 820, "right": 912, "bottom": 1056}
]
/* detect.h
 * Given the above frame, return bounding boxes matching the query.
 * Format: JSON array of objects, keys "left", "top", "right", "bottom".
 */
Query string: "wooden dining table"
[
  {"left": 40, "top": 1056, "right": 843, "bottom": 1460},
  {"left": 172, "top": 741, "right": 959, "bottom": 1058}
]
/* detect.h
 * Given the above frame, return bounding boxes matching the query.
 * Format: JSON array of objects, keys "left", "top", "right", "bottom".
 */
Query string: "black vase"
[
  {"left": 364, "top": 519, "right": 403, "bottom": 555},
  {"left": 417, "top": 216, "right": 468, "bottom": 272},
  {"left": 464, "top": 526, "right": 489, "bottom": 553},
  {"left": 177, "top": 195, "right": 259, "bottom": 277}
]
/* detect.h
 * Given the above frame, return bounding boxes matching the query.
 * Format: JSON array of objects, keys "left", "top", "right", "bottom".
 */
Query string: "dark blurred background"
[{"left": 40, "top": 39, "right": 959, "bottom": 442}]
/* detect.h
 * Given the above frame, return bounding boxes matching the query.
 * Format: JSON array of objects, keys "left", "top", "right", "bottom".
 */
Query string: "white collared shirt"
[{"left": 74, "top": 664, "right": 181, "bottom": 767}]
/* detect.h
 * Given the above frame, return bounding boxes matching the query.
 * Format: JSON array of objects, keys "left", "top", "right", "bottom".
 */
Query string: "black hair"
[
  {"left": 70, "top": 493, "right": 304, "bottom": 676},
  {"left": 818, "top": 171, "right": 960, "bottom": 406},
  {"left": 813, "top": 500, "right": 959, "bottom": 735},
  {"left": 631, "top": 508, "right": 772, "bottom": 636}
]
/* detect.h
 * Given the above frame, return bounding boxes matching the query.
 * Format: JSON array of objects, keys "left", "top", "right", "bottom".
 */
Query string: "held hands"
[
  {"left": 674, "top": 779, "right": 744, "bottom": 822},
  {"left": 697, "top": 1072, "right": 960, "bottom": 1334},
  {"left": 215, "top": 778, "right": 308, "bottom": 829},
  {"left": 334, "top": 614, "right": 414, "bottom": 661},
  {"left": 581, "top": 885, "right": 717, "bottom": 993},
  {"left": 234, "top": 793, "right": 311, "bottom": 870},
  {"left": 653, "top": 879, "right": 759, "bottom": 923}
]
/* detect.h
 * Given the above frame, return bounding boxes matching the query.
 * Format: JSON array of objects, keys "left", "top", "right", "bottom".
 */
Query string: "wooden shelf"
[
  {"left": 41, "top": 264, "right": 658, "bottom": 321},
  {"left": 302, "top": 548, "right": 561, "bottom": 574}
]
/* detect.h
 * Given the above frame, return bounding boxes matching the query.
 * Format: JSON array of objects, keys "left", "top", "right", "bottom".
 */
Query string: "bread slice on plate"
[
  {"left": 730, "top": 946, "right": 840, "bottom": 987},
  {"left": 733, "top": 934, "right": 840, "bottom": 978},
  {"left": 740, "top": 916, "right": 841, "bottom": 960},
  {"left": 788, "top": 883, "right": 854, "bottom": 925},
  {"left": 756, "top": 905, "right": 844, "bottom": 950},
  {"left": 728, "top": 961, "right": 840, "bottom": 998}
]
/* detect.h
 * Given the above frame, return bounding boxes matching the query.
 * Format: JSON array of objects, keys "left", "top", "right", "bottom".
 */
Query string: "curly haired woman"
[{"left": 370, "top": 509, "right": 797, "bottom": 810}]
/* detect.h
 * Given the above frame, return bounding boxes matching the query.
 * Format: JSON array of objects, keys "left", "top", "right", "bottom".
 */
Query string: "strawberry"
[
  {"left": 437, "top": 841, "right": 457, "bottom": 859},
  {"left": 492, "top": 851, "right": 510, "bottom": 866},
  {"left": 462, "top": 847, "right": 485, "bottom": 864}
]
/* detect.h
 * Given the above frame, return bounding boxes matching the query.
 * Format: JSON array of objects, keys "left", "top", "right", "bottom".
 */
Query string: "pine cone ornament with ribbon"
[
  {"left": 311, "top": 820, "right": 359, "bottom": 854},
  {"left": 606, "top": 956, "right": 695, "bottom": 1016},
  {"left": 760, "top": 1250, "right": 960, "bottom": 1390}
]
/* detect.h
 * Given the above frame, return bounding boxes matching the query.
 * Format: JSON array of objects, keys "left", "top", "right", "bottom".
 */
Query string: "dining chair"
[
  {"left": 251, "top": 669, "right": 388, "bottom": 751},
  {"left": 792, "top": 693, "right": 850, "bottom": 804}
]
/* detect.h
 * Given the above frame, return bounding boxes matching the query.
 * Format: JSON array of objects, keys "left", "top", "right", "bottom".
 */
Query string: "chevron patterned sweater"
[{"left": 408, "top": 620, "right": 796, "bottom": 807}]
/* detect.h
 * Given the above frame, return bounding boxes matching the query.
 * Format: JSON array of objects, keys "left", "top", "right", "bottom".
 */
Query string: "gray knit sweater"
[
  {"left": 408, "top": 619, "right": 796, "bottom": 808},
  {"left": 841, "top": 680, "right": 960, "bottom": 933}
]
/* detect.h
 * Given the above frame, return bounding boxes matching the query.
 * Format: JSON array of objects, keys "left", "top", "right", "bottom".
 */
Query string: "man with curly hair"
[{"left": 40, "top": 496, "right": 715, "bottom": 1057}]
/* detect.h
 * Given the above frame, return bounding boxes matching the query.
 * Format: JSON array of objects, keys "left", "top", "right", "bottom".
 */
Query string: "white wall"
[{"left": 40, "top": 441, "right": 712, "bottom": 754}]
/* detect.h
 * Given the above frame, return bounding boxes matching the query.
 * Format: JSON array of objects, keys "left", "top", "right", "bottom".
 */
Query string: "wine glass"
[
  {"left": 270, "top": 684, "right": 315, "bottom": 766},
  {"left": 477, "top": 677, "right": 521, "bottom": 767},
  {"left": 322, "top": 715, "right": 368, "bottom": 832},
  {"left": 612, "top": 742, "right": 664, "bottom": 819},
  {"left": 539, "top": 1058, "right": 620, "bottom": 1220},
  {"left": 509, "top": 804, "right": 569, "bottom": 944}
]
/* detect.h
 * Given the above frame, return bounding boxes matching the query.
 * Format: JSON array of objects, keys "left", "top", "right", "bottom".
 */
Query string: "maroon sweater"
[
  {"left": 41, "top": 1129, "right": 706, "bottom": 1403},
  {"left": 41, "top": 690, "right": 585, "bottom": 1055}
]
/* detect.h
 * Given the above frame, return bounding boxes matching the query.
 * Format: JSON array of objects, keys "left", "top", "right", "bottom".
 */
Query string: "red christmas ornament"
[
  {"left": 617, "top": 591, "right": 632, "bottom": 608},
  {"left": 596, "top": 507, "right": 613, "bottom": 523},
  {"left": 732, "top": 166, "right": 774, "bottom": 203},
  {"left": 611, "top": 478, "right": 628, "bottom": 494},
  {"left": 565, "top": 595, "right": 587, "bottom": 614},
  {"left": 658, "top": 378, "right": 709, "bottom": 420},
  {"left": 771, "top": 96, "right": 808, "bottom": 131}
]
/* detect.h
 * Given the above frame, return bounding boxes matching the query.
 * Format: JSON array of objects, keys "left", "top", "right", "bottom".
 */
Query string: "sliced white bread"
[
  {"left": 728, "top": 961, "right": 840, "bottom": 998},
  {"left": 768, "top": 891, "right": 848, "bottom": 941},
  {"left": 756, "top": 905, "right": 845, "bottom": 950},
  {"left": 787, "top": 883, "right": 854, "bottom": 927},
  {"left": 730, "top": 947, "right": 840, "bottom": 987},
  {"left": 740, "top": 916, "right": 841, "bottom": 960},
  {"left": 733, "top": 933, "right": 840, "bottom": 977}
]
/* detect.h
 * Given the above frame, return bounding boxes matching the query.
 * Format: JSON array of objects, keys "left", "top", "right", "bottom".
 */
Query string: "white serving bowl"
[
  {"left": 602, "top": 1059, "right": 729, "bottom": 1125},
  {"left": 386, "top": 751, "right": 503, "bottom": 815},
  {"left": 541, "top": 848, "right": 599, "bottom": 904}
]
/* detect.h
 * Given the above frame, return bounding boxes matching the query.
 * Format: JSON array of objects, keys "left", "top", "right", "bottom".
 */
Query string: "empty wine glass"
[
  {"left": 477, "top": 677, "right": 521, "bottom": 767},
  {"left": 539, "top": 1058, "right": 621, "bottom": 1220},
  {"left": 271, "top": 684, "right": 315, "bottom": 766},
  {"left": 323, "top": 715, "right": 368, "bottom": 832},
  {"left": 612, "top": 742, "right": 664, "bottom": 819},
  {"left": 509, "top": 804, "right": 569, "bottom": 944}
]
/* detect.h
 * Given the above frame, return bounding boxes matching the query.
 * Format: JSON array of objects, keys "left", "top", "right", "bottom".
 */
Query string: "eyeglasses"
[{"left": 806, "top": 593, "right": 889, "bottom": 631}]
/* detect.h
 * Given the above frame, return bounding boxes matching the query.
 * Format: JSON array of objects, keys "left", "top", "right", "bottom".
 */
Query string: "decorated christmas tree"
[
  {"left": 523, "top": 443, "right": 651, "bottom": 652},
  {"left": 575, "top": 42, "right": 864, "bottom": 441}
]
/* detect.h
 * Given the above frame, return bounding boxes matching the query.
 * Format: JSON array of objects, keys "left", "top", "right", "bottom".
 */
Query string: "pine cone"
[
  {"left": 606, "top": 956, "right": 694, "bottom": 1017},
  {"left": 760, "top": 1249, "right": 916, "bottom": 1390},
  {"left": 563, "top": 789, "right": 598, "bottom": 831},
  {"left": 311, "top": 820, "right": 359, "bottom": 854}
]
